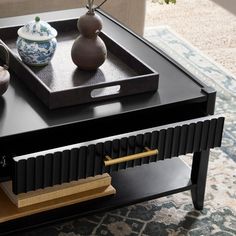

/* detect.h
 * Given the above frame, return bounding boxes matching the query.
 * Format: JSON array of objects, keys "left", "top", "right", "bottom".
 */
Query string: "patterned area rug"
[{"left": 22, "top": 27, "right": 236, "bottom": 236}]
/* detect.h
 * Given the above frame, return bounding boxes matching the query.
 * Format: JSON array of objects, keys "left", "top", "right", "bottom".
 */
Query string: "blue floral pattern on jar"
[{"left": 16, "top": 37, "right": 57, "bottom": 66}]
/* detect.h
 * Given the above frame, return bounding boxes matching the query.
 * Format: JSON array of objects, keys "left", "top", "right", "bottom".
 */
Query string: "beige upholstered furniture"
[{"left": 0, "top": 0, "right": 146, "bottom": 35}]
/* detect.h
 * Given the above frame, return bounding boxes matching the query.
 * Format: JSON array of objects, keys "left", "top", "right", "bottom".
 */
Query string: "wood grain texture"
[
  {"left": 0, "top": 179, "right": 115, "bottom": 223},
  {"left": 1, "top": 174, "right": 112, "bottom": 208}
]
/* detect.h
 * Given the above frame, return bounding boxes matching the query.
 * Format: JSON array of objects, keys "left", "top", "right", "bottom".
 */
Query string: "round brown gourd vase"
[
  {"left": 71, "top": 11, "right": 107, "bottom": 71},
  {"left": 0, "top": 44, "right": 10, "bottom": 96}
]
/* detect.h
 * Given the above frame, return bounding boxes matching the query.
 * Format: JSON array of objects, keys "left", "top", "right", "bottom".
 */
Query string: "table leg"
[{"left": 190, "top": 149, "right": 210, "bottom": 210}]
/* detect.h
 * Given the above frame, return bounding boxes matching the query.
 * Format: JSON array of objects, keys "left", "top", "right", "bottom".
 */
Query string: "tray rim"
[
  {"left": 0, "top": 16, "right": 159, "bottom": 109},
  {"left": 96, "top": 8, "right": 208, "bottom": 89}
]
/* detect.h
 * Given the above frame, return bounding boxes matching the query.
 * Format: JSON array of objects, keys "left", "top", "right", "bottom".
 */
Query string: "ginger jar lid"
[{"left": 17, "top": 16, "right": 57, "bottom": 41}]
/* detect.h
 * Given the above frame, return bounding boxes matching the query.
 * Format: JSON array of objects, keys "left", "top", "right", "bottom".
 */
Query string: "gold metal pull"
[{"left": 104, "top": 147, "right": 158, "bottom": 167}]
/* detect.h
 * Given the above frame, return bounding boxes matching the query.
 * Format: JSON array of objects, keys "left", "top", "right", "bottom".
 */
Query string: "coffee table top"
[{"left": 0, "top": 8, "right": 209, "bottom": 139}]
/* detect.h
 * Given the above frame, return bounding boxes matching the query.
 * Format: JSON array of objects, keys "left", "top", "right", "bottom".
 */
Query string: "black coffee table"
[{"left": 0, "top": 8, "right": 224, "bottom": 235}]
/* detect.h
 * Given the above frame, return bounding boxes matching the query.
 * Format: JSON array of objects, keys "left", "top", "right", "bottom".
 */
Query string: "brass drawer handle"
[{"left": 104, "top": 147, "right": 158, "bottom": 167}]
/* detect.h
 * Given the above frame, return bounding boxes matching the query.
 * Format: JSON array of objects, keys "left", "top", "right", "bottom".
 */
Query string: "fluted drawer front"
[{"left": 12, "top": 115, "right": 224, "bottom": 194}]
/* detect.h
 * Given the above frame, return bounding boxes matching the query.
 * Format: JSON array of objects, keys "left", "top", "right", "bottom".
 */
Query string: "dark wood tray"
[{"left": 0, "top": 16, "right": 159, "bottom": 109}]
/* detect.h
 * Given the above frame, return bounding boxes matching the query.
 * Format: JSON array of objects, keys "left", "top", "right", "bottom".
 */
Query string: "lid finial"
[{"left": 35, "top": 16, "right": 40, "bottom": 22}]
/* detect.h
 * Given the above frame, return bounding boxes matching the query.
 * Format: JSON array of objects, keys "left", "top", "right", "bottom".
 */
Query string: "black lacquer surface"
[
  {"left": 0, "top": 9, "right": 217, "bottom": 183},
  {"left": 0, "top": 28, "right": 159, "bottom": 109},
  {"left": 0, "top": 8, "right": 224, "bottom": 235},
  {"left": 0, "top": 9, "right": 208, "bottom": 139},
  {"left": 12, "top": 116, "right": 224, "bottom": 194},
  {"left": 0, "top": 158, "right": 193, "bottom": 236}
]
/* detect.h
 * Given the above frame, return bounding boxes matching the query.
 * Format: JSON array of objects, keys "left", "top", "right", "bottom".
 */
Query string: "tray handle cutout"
[
  {"left": 91, "top": 85, "right": 121, "bottom": 98},
  {"left": 104, "top": 147, "right": 158, "bottom": 167}
]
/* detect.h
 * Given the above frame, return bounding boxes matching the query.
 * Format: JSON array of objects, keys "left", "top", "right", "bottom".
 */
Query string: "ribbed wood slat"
[
  {"left": 44, "top": 154, "right": 53, "bottom": 188},
  {"left": 13, "top": 160, "right": 26, "bottom": 194},
  {"left": 95, "top": 142, "right": 103, "bottom": 175},
  {"left": 112, "top": 139, "right": 120, "bottom": 172},
  {"left": 120, "top": 137, "right": 128, "bottom": 170},
  {"left": 78, "top": 146, "right": 87, "bottom": 179},
  {"left": 35, "top": 155, "right": 43, "bottom": 190},
  {"left": 214, "top": 117, "right": 224, "bottom": 147},
  {"left": 52, "top": 152, "right": 61, "bottom": 186},
  {"left": 127, "top": 136, "right": 135, "bottom": 168},
  {"left": 70, "top": 148, "right": 78, "bottom": 181},
  {"left": 200, "top": 120, "right": 210, "bottom": 150},
  {"left": 86, "top": 145, "right": 95, "bottom": 178},
  {"left": 179, "top": 124, "right": 188, "bottom": 155},
  {"left": 104, "top": 140, "right": 112, "bottom": 174},
  {"left": 193, "top": 122, "right": 202, "bottom": 152},
  {"left": 207, "top": 118, "right": 217, "bottom": 148},
  {"left": 171, "top": 126, "right": 181, "bottom": 157},
  {"left": 164, "top": 128, "right": 174, "bottom": 159},
  {"left": 12, "top": 116, "right": 224, "bottom": 194},
  {"left": 143, "top": 132, "right": 152, "bottom": 164},
  {"left": 186, "top": 123, "right": 195, "bottom": 153},
  {"left": 157, "top": 129, "right": 165, "bottom": 161},
  {"left": 61, "top": 150, "right": 70, "bottom": 183},
  {"left": 135, "top": 134, "right": 143, "bottom": 166},
  {"left": 26, "top": 158, "right": 35, "bottom": 192}
]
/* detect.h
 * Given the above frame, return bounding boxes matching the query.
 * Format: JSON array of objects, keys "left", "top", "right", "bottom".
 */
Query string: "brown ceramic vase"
[
  {"left": 0, "top": 66, "right": 10, "bottom": 96},
  {"left": 0, "top": 44, "right": 10, "bottom": 96},
  {"left": 71, "top": 11, "right": 107, "bottom": 71}
]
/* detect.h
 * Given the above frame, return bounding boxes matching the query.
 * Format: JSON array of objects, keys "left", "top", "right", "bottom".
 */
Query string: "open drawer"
[{"left": 12, "top": 115, "right": 224, "bottom": 194}]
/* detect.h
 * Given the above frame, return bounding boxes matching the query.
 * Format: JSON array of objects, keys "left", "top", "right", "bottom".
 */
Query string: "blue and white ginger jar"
[{"left": 16, "top": 16, "right": 57, "bottom": 66}]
